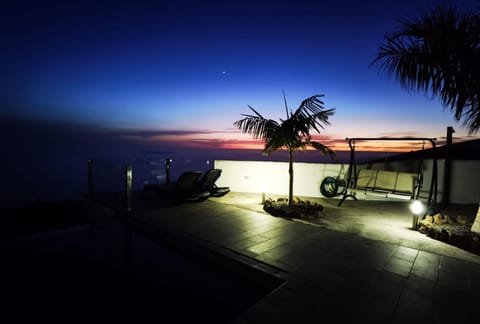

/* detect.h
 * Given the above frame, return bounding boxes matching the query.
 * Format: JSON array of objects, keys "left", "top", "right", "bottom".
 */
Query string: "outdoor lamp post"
[
  {"left": 410, "top": 200, "right": 424, "bottom": 230},
  {"left": 165, "top": 158, "right": 172, "bottom": 184}
]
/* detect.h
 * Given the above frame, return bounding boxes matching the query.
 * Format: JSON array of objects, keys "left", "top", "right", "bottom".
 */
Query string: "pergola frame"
[{"left": 338, "top": 137, "right": 438, "bottom": 210}]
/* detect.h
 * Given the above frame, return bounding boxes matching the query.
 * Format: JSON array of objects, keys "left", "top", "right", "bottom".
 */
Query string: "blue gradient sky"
[{"left": 2, "top": 0, "right": 479, "bottom": 152}]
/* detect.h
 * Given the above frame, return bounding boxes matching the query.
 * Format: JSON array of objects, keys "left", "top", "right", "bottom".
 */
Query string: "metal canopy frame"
[{"left": 338, "top": 137, "right": 438, "bottom": 209}]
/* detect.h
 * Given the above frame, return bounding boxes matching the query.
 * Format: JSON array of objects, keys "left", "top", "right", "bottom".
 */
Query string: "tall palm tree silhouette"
[
  {"left": 371, "top": 4, "right": 480, "bottom": 133},
  {"left": 234, "top": 93, "right": 335, "bottom": 206}
]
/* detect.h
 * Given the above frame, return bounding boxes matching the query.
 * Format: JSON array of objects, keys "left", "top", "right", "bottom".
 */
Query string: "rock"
[
  {"left": 433, "top": 213, "right": 446, "bottom": 225},
  {"left": 444, "top": 215, "right": 455, "bottom": 224},
  {"left": 424, "top": 215, "right": 434, "bottom": 224},
  {"left": 456, "top": 215, "right": 469, "bottom": 225}
]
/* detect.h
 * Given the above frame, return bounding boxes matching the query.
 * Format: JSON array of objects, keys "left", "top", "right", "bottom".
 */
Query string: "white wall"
[
  {"left": 214, "top": 159, "right": 480, "bottom": 204},
  {"left": 214, "top": 160, "right": 346, "bottom": 198},
  {"left": 450, "top": 160, "right": 480, "bottom": 203}
]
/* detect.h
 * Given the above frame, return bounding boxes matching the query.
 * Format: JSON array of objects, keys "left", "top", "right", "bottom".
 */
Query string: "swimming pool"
[{"left": 1, "top": 222, "right": 284, "bottom": 323}]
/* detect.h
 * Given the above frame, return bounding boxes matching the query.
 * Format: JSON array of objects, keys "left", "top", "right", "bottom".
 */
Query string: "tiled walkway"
[{"left": 128, "top": 198, "right": 480, "bottom": 323}]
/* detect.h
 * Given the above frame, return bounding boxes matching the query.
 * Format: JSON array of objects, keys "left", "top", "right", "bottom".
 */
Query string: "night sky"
[{"left": 1, "top": 0, "right": 479, "bottom": 204}]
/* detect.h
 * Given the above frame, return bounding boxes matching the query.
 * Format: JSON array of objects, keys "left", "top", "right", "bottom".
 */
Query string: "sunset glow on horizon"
[
  {"left": 139, "top": 129, "right": 469, "bottom": 153},
  {"left": 2, "top": 0, "right": 479, "bottom": 156}
]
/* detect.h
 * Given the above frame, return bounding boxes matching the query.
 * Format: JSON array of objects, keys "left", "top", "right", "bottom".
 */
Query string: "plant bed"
[
  {"left": 418, "top": 212, "right": 480, "bottom": 255},
  {"left": 263, "top": 197, "right": 324, "bottom": 220}
]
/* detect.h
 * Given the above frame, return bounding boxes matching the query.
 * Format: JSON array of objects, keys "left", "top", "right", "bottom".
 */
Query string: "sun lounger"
[
  {"left": 195, "top": 169, "right": 230, "bottom": 197},
  {"left": 143, "top": 170, "right": 210, "bottom": 207}
]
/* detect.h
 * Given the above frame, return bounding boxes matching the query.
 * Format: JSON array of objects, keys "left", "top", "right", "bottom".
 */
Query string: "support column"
[
  {"left": 442, "top": 126, "right": 454, "bottom": 205},
  {"left": 125, "top": 163, "right": 133, "bottom": 214}
]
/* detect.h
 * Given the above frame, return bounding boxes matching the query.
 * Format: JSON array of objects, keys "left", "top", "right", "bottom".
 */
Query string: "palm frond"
[
  {"left": 370, "top": 4, "right": 480, "bottom": 133},
  {"left": 233, "top": 106, "right": 280, "bottom": 139},
  {"left": 235, "top": 94, "right": 336, "bottom": 154},
  {"left": 282, "top": 90, "right": 290, "bottom": 118},
  {"left": 291, "top": 95, "right": 335, "bottom": 134},
  {"left": 307, "top": 141, "right": 336, "bottom": 159}
]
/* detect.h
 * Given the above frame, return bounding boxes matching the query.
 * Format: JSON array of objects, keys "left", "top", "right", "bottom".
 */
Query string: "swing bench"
[
  {"left": 338, "top": 137, "right": 438, "bottom": 207},
  {"left": 353, "top": 169, "right": 419, "bottom": 200}
]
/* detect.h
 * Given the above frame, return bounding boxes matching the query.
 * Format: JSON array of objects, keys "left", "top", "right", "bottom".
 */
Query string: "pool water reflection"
[{"left": 1, "top": 222, "right": 284, "bottom": 323}]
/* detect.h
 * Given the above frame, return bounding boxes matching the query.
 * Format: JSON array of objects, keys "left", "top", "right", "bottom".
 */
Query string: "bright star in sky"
[{"left": 0, "top": 0, "right": 478, "bottom": 152}]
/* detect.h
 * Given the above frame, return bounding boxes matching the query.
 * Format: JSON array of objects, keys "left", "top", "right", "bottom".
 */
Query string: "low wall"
[
  {"left": 214, "top": 159, "right": 480, "bottom": 204},
  {"left": 214, "top": 160, "right": 346, "bottom": 198}
]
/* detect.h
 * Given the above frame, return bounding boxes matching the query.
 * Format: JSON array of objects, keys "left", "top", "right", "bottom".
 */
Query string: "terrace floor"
[{"left": 117, "top": 192, "right": 480, "bottom": 323}]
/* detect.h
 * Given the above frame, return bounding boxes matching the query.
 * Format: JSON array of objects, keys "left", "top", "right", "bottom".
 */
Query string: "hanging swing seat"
[
  {"left": 350, "top": 169, "right": 419, "bottom": 200},
  {"left": 338, "top": 137, "right": 438, "bottom": 207}
]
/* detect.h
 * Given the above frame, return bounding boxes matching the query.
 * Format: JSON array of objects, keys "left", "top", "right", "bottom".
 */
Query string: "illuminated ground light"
[{"left": 409, "top": 200, "right": 425, "bottom": 229}]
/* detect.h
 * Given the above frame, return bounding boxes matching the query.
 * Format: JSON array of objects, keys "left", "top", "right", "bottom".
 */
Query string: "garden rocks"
[{"left": 418, "top": 212, "right": 479, "bottom": 254}]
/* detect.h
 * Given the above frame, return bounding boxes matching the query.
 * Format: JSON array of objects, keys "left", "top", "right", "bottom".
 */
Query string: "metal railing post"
[
  {"left": 165, "top": 158, "right": 171, "bottom": 184},
  {"left": 125, "top": 163, "right": 133, "bottom": 214},
  {"left": 88, "top": 159, "right": 94, "bottom": 198}
]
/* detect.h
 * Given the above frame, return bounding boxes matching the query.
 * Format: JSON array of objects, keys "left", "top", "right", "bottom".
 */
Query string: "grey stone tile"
[
  {"left": 405, "top": 274, "right": 437, "bottom": 298},
  {"left": 392, "top": 288, "right": 434, "bottom": 324},
  {"left": 208, "top": 230, "right": 256, "bottom": 245},
  {"left": 240, "top": 249, "right": 258, "bottom": 258},
  {"left": 192, "top": 225, "right": 245, "bottom": 239},
  {"left": 276, "top": 250, "right": 312, "bottom": 272},
  {"left": 325, "top": 288, "right": 397, "bottom": 324},
  {"left": 433, "top": 288, "right": 478, "bottom": 324},
  {"left": 133, "top": 198, "right": 480, "bottom": 323},
  {"left": 384, "top": 256, "right": 414, "bottom": 277},
  {"left": 369, "top": 271, "right": 406, "bottom": 303},
  {"left": 281, "top": 278, "right": 329, "bottom": 297},
  {"left": 466, "top": 259, "right": 480, "bottom": 273},
  {"left": 262, "top": 285, "right": 318, "bottom": 308},
  {"left": 286, "top": 232, "right": 323, "bottom": 247},
  {"left": 394, "top": 246, "right": 419, "bottom": 262},
  {"left": 254, "top": 253, "right": 285, "bottom": 268},
  {"left": 354, "top": 297, "right": 398, "bottom": 324},
  {"left": 411, "top": 251, "right": 440, "bottom": 281},
  {"left": 465, "top": 261, "right": 480, "bottom": 291},
  {"left": 245, "top": 238, "right": 286, "bottom": 255},
  {"left": 242, "top": 223, "right": 290, "bottom": 236},
  {"left": 254, "top": 227, "right": 307, "bottom": 243},
  {"left": 439, "top": 255, "right": 466, "bottom": 271},
  {"left": 257, "top": 243, "right": 300, "bottom": 261},
  {"left": 438, "top": 265, "right": 470, "bottom": 290},
  {"left": 359, "top": 252, "right": 390, "bottom": 271},
  {"left": 328, "top": 267, "right": 381, "bottom": 295},
  {"left": 304, "top": 272, "right": 349, "bottom": 296},
  {"left": 226, "top": 235, "right": 270, "bottom": 250}
]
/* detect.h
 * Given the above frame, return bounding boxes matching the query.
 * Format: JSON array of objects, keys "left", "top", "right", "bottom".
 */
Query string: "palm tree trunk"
[{"left": 288, "top": 150, "right": 293, "bottom": 207}]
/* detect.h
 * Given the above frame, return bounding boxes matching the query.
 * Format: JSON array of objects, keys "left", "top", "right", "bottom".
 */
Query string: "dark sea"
[
  {"left": 2, "top": 145, "right": 396, "bottom": 208},
  {"left": 0, "top": 116, "right": 398, "bottom": 207}
]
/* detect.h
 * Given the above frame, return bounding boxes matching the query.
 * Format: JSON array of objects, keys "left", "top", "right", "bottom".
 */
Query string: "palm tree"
[
  {"left": 234, "top": 93, "right": 335, "bottom": 206},
  {"left": 370, "top": 5, "right": 480, "bottom": 133}
]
